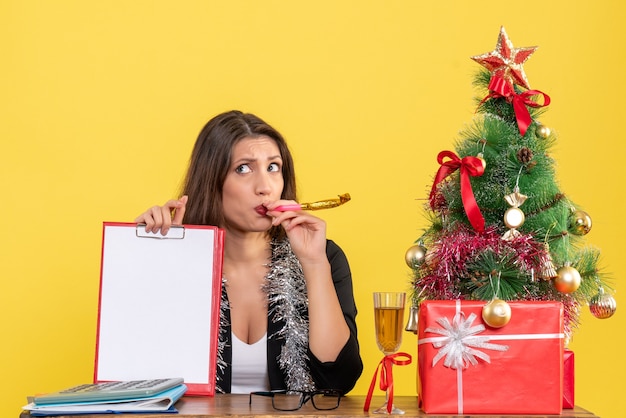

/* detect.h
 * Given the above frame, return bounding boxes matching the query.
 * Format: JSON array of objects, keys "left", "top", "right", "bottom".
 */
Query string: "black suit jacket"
[{"left": 218, "top": 240, "right": 363, "bottom": 394}]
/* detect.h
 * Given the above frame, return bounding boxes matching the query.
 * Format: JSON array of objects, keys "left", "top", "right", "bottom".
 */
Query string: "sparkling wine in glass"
[{"left": 373, "top": 292, "right": 406, "bottom": 414}]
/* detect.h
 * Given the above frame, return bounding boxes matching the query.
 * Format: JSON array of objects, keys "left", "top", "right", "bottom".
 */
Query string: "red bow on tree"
[
  {"left": 429, "top": 150, "right": 485, "bottom": 233},
  {"left": 484, "top": 75, "right": 551, "bottom": 136}
]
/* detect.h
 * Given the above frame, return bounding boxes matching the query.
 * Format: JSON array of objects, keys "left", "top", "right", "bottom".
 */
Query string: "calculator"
[{"left": 33, "top": 377, "right": 185, "bottom": 404}]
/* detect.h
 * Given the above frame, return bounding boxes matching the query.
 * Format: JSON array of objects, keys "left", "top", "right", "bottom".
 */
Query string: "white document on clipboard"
[{"left": 95, "top": 222, "right": 224, "bottom": 396}]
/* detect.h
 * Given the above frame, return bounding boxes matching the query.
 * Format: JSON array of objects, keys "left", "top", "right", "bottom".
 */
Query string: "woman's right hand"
[{"left": 134, "top": 195, "right": 188, "bottom": 235}]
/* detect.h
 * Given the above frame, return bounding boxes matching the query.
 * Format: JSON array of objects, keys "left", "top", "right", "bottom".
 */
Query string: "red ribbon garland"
[
  {"left": 363, "top": 352, "right": 412, "bottom": 413},
  {"left": 484, "top": 76, "right": 551, "bottom": 136},
  {"left": 429, "top": 150, "right": 485, "bottom": 233}
]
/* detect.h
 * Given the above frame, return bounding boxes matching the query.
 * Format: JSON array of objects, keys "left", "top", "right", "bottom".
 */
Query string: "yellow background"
[{"left": 2, "top": 1, "right": 624, "bottom": 417}]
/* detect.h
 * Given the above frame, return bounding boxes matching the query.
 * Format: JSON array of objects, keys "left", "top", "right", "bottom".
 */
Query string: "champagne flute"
[{"left": 373, "top": 292, "right": 406, "bottom": 414}]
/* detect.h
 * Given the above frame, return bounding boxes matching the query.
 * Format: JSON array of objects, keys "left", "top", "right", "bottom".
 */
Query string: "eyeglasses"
[{"left": 249, "top": 389, "right": 342, "bottom": 411}]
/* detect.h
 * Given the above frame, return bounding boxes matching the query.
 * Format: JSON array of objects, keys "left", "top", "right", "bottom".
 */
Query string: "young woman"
[{"left": 135, "top": 110, "right": 363, "bottom": 394}]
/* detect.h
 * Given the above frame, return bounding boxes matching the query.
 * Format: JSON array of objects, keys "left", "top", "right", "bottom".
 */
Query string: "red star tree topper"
[{"left": 471, "top": 26, "right": 537, "bottom": 89}]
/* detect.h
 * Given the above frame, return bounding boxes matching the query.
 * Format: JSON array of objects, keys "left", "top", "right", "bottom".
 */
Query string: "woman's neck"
[{"left": 223, "top": 231, "right": 271, "bottom": 266}]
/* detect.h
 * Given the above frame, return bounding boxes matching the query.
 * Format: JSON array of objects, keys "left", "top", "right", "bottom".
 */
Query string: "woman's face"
[{"left": 222, "top": 135, "right": 284, "bottom": 234}]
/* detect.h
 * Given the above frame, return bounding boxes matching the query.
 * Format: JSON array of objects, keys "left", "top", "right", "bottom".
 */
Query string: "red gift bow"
[
  {"left": 484, "top": 76, "right": 551, "bottom": 136},
  {"left": 429, "top": 150, "right": 485, "bottom": 233},
  {"left": 363, "top": 352, "right": 412, "bottom": 414}
]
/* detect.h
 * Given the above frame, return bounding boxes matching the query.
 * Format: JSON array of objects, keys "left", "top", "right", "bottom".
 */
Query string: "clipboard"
[{"left": 94, "top": 222, "right": 224, "bottom": 396}]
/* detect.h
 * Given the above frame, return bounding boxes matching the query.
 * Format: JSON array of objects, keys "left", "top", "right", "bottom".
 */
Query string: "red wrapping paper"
[
  {"left": 563, "top": 349, "right": 575, "bottom": 408},
  {"left": 418, "top": 300, "right": 564, "bottom": 415}
]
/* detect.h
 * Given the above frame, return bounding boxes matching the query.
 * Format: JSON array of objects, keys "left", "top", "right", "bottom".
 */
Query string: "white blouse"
[{"left": 230, "top": 332, "right": 270, "bottom": 393}]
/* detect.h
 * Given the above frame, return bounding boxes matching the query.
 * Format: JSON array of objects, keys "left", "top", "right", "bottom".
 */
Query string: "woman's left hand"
[
  {"left": 267, "top": 201, "right": 350, "bottom": 362},
  {"left": 265, "top": 201, "right": 327, "bottom": 264}
]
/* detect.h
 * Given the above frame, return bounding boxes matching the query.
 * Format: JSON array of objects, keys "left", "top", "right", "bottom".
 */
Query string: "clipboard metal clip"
[{"left": 136, "top": 224, "right": 186, "bottom": 240}]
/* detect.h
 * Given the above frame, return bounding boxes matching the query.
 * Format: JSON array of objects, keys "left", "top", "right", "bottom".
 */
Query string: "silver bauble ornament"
[
  {"left": 589, "top": 288, "right": 617, "bottom": 319},
  {"left": 482, "top": 298, "right": 512, "bottom": 328}
]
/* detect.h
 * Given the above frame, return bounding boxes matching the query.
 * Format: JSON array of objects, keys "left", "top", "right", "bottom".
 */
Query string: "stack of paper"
[{"left": 23, "top": 383, "right": 187, "bottom": 416}]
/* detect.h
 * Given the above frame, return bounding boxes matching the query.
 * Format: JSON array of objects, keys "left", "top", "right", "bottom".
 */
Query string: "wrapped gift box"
[
  {"left": 563, "top": 349, "right": 575, "bottom": 408},
  {"left": 418, "top": 300, "right": 564, "bottom": 415}
]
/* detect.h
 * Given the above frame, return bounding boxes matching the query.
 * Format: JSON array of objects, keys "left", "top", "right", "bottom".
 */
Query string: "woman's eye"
[
  {"left": 235, "top": 164, "right": 251, "bottom": 174},
  {"left": 268, "top": 162, "right": 281, "bottom": 172}
]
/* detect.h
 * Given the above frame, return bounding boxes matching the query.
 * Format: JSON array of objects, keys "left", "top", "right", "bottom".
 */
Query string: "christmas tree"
[{"left": 406, "top": 26, "right": 616, "bottom": 341}]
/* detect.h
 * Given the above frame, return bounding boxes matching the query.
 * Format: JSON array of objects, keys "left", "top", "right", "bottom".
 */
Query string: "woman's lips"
[{"left": 255, "top": 205, "right": 268, "bottom": 216}]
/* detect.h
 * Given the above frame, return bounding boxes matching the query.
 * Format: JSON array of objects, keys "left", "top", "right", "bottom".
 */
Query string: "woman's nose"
[{"left": 255, "top": 172, "right": 273, "bottom": 195}]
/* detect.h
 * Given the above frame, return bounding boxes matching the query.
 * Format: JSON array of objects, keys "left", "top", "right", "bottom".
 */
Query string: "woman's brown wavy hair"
[{"left": 180, "top": 110, "right": 297, "bottom": 240}]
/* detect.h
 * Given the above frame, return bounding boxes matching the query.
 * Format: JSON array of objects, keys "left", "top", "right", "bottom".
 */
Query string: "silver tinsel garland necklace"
[{"left": 215, "top": 238, "right": 315, "bottom": 393}]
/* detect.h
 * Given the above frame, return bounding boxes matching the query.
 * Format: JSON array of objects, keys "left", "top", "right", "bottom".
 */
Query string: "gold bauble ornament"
[
  {"left": 424, "top": 243, "right": 441, "bottom": 269},
  {"left": 569, "top": 210, "right": 592, "bottom": 236},
  {"left": 554, "top": 265, "right": 581, "bottom": 293},
  {"left": 405, "top": 244, "right": 427, "bottom": 268},
  {"left": 504, "top": 207, "right": 525, "bottom": 229},
  {"left": 482, "top": 298, "right": 512, "bottom": 328},
  {"left": 589, "top": 287, "right": 617, "bottom": 319},
  {"left": 536, "top": 124, "right": 551, "bottom": 139},
  {"left": 477, "top": 152, "right": 487, "bottom": 170}
]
